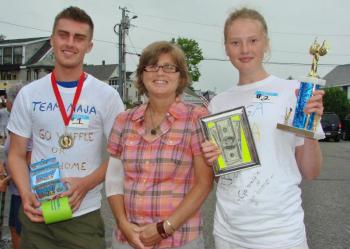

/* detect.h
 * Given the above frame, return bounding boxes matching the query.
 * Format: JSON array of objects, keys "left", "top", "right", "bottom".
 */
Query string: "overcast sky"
[{"left": 1, "top": 0, "right": 349, "bottom": 92}]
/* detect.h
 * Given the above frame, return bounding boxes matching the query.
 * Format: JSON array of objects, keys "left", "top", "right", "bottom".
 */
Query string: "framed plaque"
[{"left": 200, "top": 106, "right": 260, "bottom": 176}]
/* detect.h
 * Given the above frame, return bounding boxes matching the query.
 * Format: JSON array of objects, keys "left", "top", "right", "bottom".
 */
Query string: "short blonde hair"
[{"left": 134, "top": 41, "right": 189, "bottom": 97}]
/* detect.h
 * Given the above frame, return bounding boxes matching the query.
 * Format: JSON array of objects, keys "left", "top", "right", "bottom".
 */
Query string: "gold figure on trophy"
[{"left": 309, "top": 39, "right": 330, "bottom": 78}]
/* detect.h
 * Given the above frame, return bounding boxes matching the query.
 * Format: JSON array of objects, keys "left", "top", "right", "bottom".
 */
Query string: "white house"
[
  {"left": 0, "top": 37, "right": 54, "bottom": 94},
  {"left": 324, "top": 64, "right": 350, "bottom": 99}
]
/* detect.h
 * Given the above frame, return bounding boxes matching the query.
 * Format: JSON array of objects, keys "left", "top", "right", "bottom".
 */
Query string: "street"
[
  {"left": 1, "top": 141, "right": 349, "bottom": 249},
  {"left": 102, "top": 141, "right": 350, "bottom": 249},
  {"left": 302, "top": 141, "right": 350, "bottom": 249}
]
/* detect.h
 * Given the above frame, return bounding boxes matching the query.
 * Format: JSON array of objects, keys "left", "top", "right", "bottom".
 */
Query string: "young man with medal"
[{"left": 7, "top": 6, "right": 124, "bottom": 249}]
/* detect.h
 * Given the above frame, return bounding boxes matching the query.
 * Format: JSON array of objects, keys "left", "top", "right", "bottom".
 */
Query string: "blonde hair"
[
  {"left": 134, "top": 41, "right": 189, "bottom": 97},
  {"left": 224, "top": 7, "right": 269, "bottom": 43}
]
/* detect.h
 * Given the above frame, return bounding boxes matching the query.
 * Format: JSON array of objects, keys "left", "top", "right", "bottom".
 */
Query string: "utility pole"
[{"left": 115, "top": 7, "right": 137, "bottom": 102}]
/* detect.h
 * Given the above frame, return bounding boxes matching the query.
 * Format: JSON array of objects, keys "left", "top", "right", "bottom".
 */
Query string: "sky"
[{"left": 1, "top": 0, "right": 350, "bottom": 93}]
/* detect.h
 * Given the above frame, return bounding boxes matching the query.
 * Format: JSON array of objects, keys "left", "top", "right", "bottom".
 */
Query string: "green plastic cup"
[{"left": 42, "top": 196, "right": 72, "bottom": 224}]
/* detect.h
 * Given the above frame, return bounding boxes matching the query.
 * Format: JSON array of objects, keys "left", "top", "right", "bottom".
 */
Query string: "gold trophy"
[{"left": 277, "top": 39, "right": 329, "bottom": 138}]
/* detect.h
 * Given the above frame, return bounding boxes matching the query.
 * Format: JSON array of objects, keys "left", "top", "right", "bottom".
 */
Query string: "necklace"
[
  {"left": 148, "top": 106, "right": 159, "bottom": 135},
  {"left": 148, "top": 105, "right": 167, "bottom": 136}
]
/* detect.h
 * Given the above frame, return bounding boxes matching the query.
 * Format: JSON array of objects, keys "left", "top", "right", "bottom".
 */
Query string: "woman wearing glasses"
[{"left": 106, "top": 41, "right": 213, "bottom": 249}]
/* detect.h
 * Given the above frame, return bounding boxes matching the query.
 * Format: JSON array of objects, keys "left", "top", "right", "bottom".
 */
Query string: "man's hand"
[
  {"left": 61, "top": 177, "right": 91, "bottom": 211},
  {"left": 21, "top": 191, "right": 43, "bottom": 222}
]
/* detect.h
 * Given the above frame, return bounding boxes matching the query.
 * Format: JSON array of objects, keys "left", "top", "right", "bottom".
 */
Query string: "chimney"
[{"left": 102, "top": 60, "right": 105, "bottom": 65}]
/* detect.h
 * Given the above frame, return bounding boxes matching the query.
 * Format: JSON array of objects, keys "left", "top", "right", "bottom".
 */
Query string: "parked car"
[
  {"left": 341, "top": 114, "right": 350, "bottom": 140},
  {"left": 320, "top": 112, "right": 341, "bottom": 142}
]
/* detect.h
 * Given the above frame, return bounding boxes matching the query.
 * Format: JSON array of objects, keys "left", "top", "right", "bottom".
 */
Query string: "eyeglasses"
[{"left": 144, "top": 64, "right": 179, "bottom": 73}]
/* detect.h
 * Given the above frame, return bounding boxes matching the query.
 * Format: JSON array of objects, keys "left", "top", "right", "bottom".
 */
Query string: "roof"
[
  {"left": 0, "top": 37, "right": 49, "bottom": 46},
  {"left": 25, "top": 40, "right": 52, "bottom": 66},
  {"left": 182, "top": 91, "right": 205, "bottom": 106},
  {"left": 324, "top": 64, "right": 350, "bottom": 87},
  {"left": 83, "top": 64, "right": 117, "bottom": 81},
  {"left": 184, "top": 87, "right": 198, "bottom": 97},
  {"left": 126, "top": 71, "right": 133, "bottom": 79},
  {"left": 84, "top": 64, "right": 135, "bottom": 81},
  {"left": 0, "top": 37, "right": 52, "bottom": 66}
]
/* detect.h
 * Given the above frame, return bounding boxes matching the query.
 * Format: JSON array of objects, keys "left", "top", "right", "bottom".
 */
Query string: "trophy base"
[{"left": 276, "top": 123, "right": 316, "bottom": 139}]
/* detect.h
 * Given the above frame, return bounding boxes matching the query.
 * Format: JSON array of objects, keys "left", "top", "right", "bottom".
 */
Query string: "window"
[
  {"left": 0, "top": 72, "right": 12, "bottom": 80},
  {"left": 34, "top": 69, "right": 39, "bottom": 80},
  {"left": 27, "top": 70, "right": 31, "bottom": 81},
  {"left": 3, "top": 47, "right": 12, "bottom": 64},
  {"left": 109, "top": 79, "right": 118, "bottom": 86},
  {"left": 13, "top": 46, "right": 22, "bottom": 64},
  {"left": 0, "top": 48, "right": 2, "bottom": 64}
]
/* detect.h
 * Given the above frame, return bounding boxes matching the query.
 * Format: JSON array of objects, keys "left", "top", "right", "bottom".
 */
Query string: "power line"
[
  {"left": 126, "top": 33, "right": 143, "bottom": 52},
  {"left": 126, "top": 51, "right": 141, "bottom": 56},
  {"left": 2, "top": 19, "right": 350, "bottom": 57},
  {"left": 0, "top": 20, "right": 116, "bottom": 46},
  {"left": 1, "top": 19, "right": 349, "bottom": 61},
  {"left": 0, "top": 20, "right": 51, "bottom": 33},
  {"left": 129, "top": 11, "right": 221, "bottom": 28},
  {"left": 265, "top": 62, "right": 338, "bottom": 67},
  {"left": 123, "top": 52, "right": 341, "bottom": 66},
  {"left": 93, "top": 38, "right": 116, "bottom": 45},
  {"left": 136, "top": 25, "right": 220, "bottom": 44},
  {"left": 135, "top": 25, "right": 350, "bottom": 56},
  {"left": 272, "top": 31, "right": 350, "bottom": 37},
  {"left": 204, "top": 57, "right": 340, "bottom": 66},
  {"left": 126, "top": 34, "right": 141, "bottom": 63},
  {"left": 130, "top": 12, "right": 350, "bottom": 37},
  {"left": 273, "top": 49, "right": 350, "bottom": 57}
]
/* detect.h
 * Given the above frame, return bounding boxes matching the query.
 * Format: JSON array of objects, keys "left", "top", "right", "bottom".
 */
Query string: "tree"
[
  {"left": 323, "top": 87, "right": 350, "bottom": 120},
  {"left": 0, "top": 34, "right": 5, "bottom": 41},
  {"left": 172, "top": 37, "right": 204, "bottom": 83}
]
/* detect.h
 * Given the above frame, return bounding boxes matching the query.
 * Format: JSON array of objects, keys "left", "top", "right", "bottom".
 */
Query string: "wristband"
[{"left": 156, "top": 221, "right": 168, "bottom": 239}]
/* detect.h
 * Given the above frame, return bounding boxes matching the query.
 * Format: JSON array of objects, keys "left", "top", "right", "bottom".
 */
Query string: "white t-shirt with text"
[
  {"left": 210, "top": 75, "right": 324, "bottom": 249},
  {"left": 8, "top": 73, "right": 124, "bottom": 217}
]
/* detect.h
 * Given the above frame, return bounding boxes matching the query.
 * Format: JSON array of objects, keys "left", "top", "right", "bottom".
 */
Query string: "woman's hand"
[
  {"left": 201, "top": 140, "right": 221, "bottom": 164},
  {"left": 304, "top": 89, "right": 324, "bottom": 116},
  {"left": 119, "top": 221, "right": 150, "bottom": 249},
  {"left": 139, "top": 223, "right": 163, "bottom": 247}
]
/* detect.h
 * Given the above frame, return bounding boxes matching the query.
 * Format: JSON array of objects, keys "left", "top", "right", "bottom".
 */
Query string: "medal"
[
  {"left": 58, "top": 134, "right": 74, "bottom": 149},
  {"left": 51, "top": 72, "right": 85, "bottom": 150}
]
